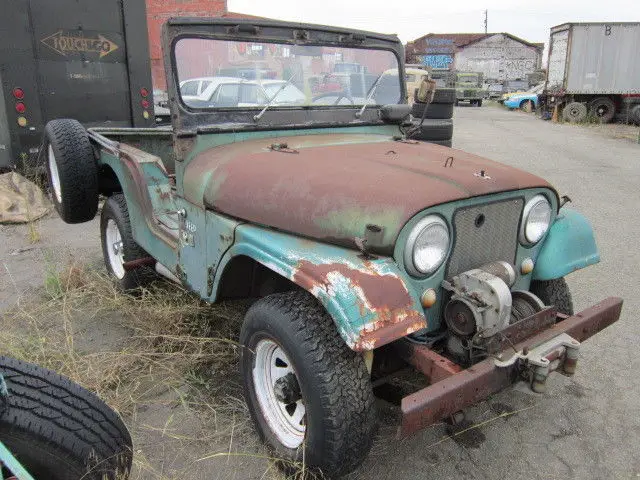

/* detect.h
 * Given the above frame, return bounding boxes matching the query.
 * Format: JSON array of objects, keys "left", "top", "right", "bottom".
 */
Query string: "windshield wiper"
[
  {"left": 355, "top": 73, "right": 384, "bottom": 118},
  {"left": 253, "top": 71, "right": 298, "bottom": 122}
]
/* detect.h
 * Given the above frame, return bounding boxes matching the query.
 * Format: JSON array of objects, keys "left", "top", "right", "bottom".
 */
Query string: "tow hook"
[{"left": 494, "top": 333, "right": 580, "bottom": 393}]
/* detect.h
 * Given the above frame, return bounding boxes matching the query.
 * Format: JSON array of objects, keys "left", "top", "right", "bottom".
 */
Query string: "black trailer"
[{"left": 0, "top": 0, "right": 154, "bottom": 171}]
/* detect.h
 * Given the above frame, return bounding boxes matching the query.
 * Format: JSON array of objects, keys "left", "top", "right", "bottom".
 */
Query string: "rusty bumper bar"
[{"left": 399, "top": 296, "right": 623, "bottom": 437}]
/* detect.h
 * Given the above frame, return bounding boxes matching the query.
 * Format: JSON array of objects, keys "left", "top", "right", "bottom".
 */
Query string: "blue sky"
[{"left": 228, "top": 0, "right": 639, "bottom": 46}]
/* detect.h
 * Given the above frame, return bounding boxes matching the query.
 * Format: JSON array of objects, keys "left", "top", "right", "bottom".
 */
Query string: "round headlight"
[
  {"left": 405, "top": 216, "right": 450, "bottom": 276},
  {"left": 520, "top": 195, "right": 552, "bottom": 244}
]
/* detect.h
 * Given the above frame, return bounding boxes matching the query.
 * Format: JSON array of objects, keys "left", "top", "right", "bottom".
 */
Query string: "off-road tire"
[
  {"left": 0, "top": 356, "right": 132, "bottom": 480},
  {"left": 44, "top": 119, "right": 98, "bottom": 224},
  {"left": 409, "top": 119, "right": 453, "bottom": 142},
  {"left": 562, "top": 102, "right": 587, "bottom": 123},
  {"left": 240, "top": 291, "right": 377, "bottom": 478},
  {"left": 431, "top": 88, "right": 457, "bottom": 104},
  {"left": 588, "top": 97, "right": 616, "bottom": 123},
  {"left": 411, "top": 102, "right": 454, "bottom": 120},
  {"left": 100, "top": 194, "right": 154, "bottom": 291},
  {"left": 530, "top": 278, "right": 574, "bottom": 316}
]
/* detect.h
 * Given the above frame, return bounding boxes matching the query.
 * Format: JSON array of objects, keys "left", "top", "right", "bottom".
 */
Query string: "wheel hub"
[{"left": 273, "top": 372, "right": 301, "bottom": 404}]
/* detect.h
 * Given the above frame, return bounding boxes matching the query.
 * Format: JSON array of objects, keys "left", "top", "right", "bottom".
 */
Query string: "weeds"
[{"left": 1, "top": 261, "right": 309, "bottom": 479}]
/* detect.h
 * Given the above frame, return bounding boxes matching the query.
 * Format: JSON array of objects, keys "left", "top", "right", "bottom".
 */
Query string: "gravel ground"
[{"left": 1, "top": 105, "right": 639, "bottom": 479}]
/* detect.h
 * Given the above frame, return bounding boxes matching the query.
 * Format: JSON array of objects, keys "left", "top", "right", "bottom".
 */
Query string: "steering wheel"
[{"left": 312, "top": 92, "right": 355, "bottom": 105}]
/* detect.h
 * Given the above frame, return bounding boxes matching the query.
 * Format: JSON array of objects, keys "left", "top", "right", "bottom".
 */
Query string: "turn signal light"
[
  {"left": 13, "top": 88, "right": 25, "bottom": 99},
  {"left": 15, "top": 102, "right": 26, "bottom": 113},
  {"left": 142, "top": 110, "right": 150, "bottom": 119},
  {"left": 17, "top": 116, "right": 28, "bottom": 127}
]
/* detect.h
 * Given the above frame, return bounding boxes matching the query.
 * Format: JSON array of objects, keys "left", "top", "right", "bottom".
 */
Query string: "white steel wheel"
[
  {"left": 104, "top": 219, "right": 125, "bottom": 279},
  {"left": 48, "top": 144, "right": 62, "bottom": 203},
  {"left": 252, "top": 339, "right": 306, "bottom": 449}
]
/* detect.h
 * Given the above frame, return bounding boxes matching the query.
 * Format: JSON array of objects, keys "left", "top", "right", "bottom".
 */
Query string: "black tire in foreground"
[
  {"left": 240, "top": 291, "right": 377, "bottom": 478},
  {"left": 431, "top": 87, "right": 457, "bottom": 104},
  {"left": 44, "top": 119, "right": 98, "bottom": 224},
  {"left": 0, "top": 356, "right": 132, "bottom": 480},
  {"left": 411, "top": 102, "right": 454, "bottom": 120},
  {"left": 530, "top": 278, "right": 575, "bottom": 316},
  {"left": 409, "top": 118, "right": 454, "bottom": 142},
  {"left": 101, "top": 194, "right": 154, "bottom": 291}
]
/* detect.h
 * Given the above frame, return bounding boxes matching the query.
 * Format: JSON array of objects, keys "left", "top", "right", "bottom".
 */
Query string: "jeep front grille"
[{"left": 446, "top": 198, "right": 524, "bottom": 278}]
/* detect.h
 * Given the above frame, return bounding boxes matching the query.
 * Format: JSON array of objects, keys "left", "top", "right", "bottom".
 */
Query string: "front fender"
[
  {"left": 532, "top": 208, "right": 600, "bottom": 281},
  {"left": 215, "top": 224, "right": 427, "bottom": 351}
]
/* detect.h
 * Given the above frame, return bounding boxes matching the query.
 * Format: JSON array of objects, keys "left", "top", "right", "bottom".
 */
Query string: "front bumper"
[{"left": 397, "top": 297, "right": 623, "bottom": 437}]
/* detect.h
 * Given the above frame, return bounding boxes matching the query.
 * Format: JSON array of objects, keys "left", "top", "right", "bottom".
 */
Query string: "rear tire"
[
  {"left": 562, "top": 102, "right": 587, "bottom": 123},
  {"left": 100, "top": 194, "right": 154, "bottom": 291},
  {"left": 530, "top": 278, "right": 574, "bottom": 316},
  {"left": 588, "top": 97, "right": 616, "bottom": 123},
  {"left": 44, "top": 119, "right": 98, "bottom": 224},
  {"left": 240, "top": 291, "right": 377, "bottom": 478},
  {"left": 0, "top": 356, "right": 132, "bottom": 480}
]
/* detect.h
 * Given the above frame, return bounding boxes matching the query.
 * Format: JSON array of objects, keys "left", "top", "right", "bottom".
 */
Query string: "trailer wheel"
[
  {"left": 562, "top": 102, "right": 587, "bottom": 123},
  {"left": 44, "top": 119, "right": 98, "bottom": 224},
  {"left": 631, "top": 105, "right": 640, "bottom": 125},
  {"left": 100, "top": 194, "right": 154, "bottom": 291},
  {"left": 0, "top": 356, "right": 132, "bottom": 480},
  {"left": 588, "top": 97, "right": 616, "bottom": 123},
  {"left": 240, "top": 291, "right": 377, "bottom": 478}
]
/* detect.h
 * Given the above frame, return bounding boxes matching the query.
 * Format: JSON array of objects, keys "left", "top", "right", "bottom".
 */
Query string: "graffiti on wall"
[{"left": 420, "top": 55, "right": 453, "bottom": 69}]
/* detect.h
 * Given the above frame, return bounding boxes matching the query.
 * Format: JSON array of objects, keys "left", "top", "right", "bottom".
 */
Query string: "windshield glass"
[
  {"left": 175, "top": 38, "right": 401, "bottom": 109},
  {"left": 457, "top": 74, "right": 479, "bottom": 85}
]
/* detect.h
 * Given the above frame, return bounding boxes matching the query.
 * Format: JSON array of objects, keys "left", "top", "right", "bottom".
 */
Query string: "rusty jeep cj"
[{"left": 42, "top": 17, "right": 622, "bottom": 478}]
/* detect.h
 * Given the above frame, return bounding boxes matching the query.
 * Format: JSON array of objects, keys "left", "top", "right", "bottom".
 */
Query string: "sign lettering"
[{"left": 41, "top": 31, "right": 119, "bottom": 58}]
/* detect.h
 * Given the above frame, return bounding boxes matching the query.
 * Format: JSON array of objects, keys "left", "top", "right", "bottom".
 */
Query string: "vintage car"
[
  {"left": 42, "top": 17, "right": 622, "bottom": 478},
  {"left": 503, "top": 83, "right": 544, "bottom": 111}
]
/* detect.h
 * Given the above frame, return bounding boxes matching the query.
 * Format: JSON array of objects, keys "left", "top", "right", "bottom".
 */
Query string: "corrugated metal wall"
[
  {"left": 455, "top": 34, "right": 541, "bottom": 81},
  {"left": 566, "top": 24, "right": 640, "bottom": 94}
]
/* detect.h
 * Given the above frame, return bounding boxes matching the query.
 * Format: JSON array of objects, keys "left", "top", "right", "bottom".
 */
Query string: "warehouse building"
[{"left": 406, "top": 33, "right": 544, "bottom": 82}]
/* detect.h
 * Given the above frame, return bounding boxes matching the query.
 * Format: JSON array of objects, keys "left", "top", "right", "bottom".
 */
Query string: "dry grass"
[{"left": 1, "top": 261, "right": 315, "bottom": 479}]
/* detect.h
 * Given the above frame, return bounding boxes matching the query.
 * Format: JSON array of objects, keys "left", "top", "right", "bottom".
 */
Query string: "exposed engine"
[{"left": 442, "top": 261, "right": 546, "bottom": 364}]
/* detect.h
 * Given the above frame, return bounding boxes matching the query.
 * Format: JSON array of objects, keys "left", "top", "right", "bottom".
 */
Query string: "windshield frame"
[{"left": 163, "top": 18, "right": 406, "bottom": 133}]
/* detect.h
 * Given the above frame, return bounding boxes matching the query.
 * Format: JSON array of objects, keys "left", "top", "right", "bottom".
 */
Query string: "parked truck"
[
  {"left": 0, "top": 0, "right": 155, "bottom": 172},
  {"left": 42, "top": 17, "right": 622, "bottom": 478},
  {"left": 545, "top": 22, "right": 640, "bottom": 124},
  {"left": 454, "top": 71, "right": 486, "bottom": 106}
]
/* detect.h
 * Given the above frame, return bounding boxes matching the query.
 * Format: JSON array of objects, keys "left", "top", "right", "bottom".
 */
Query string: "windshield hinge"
[
  {"left": 228, "top": 24, "right": 260, "bottom": 35},
  {"left": 340, "top": 33, "right": 366, "bottom": 43}
]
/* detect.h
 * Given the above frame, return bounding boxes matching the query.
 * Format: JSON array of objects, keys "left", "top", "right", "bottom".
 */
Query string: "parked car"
[
  {"left": 503, "top": 84, "right": 545, "bottom": 112},
  {"left": 42, "top": 17, "right": 622, "bottom": 479},
  {"left": 486, "top": 83, "right": 504, "bottom": 100},
  {"left": 180, "top": 77, "right": 305, "bottom": 108}
]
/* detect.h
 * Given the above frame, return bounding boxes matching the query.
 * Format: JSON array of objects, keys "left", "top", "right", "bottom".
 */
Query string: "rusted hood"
[{"left": 183, "top": 133, "right": 555, "bottom": 253}]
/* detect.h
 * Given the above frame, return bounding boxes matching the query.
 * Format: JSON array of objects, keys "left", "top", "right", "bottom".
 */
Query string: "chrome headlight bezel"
[
  {"left": 519, "top": 194, "right": 552, "bottom": 245},
  {"left": 404, "top": 215, "right": 451, "bottom": 277}
]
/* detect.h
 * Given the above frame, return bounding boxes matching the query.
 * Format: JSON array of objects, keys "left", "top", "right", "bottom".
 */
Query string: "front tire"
[
  {"left": 240, "top": 291, "right": 377, "bottom": 478},
  {"left": 530, "top": 278, "right": 574, "bottom": 316},
  {"left": 0, "top": 356, "right": 132, "bottom": 480},
  {"left": 100, "top": 194, "right": 154, "bottom": 291}
]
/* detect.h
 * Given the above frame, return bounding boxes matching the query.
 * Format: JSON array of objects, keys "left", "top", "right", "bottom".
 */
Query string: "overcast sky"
[{"left": 227, "top": 0, "right": 639, "bottom": 46}]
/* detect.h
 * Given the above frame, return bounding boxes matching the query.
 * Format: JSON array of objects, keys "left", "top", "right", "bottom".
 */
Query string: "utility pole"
[{"left": 484, "top": 10, "right": 488, "bottom": 34}]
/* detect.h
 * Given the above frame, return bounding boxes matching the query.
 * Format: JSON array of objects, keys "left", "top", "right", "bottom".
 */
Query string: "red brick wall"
[{"left": 146, "top": 0, "right": 227, "bottom": 90}]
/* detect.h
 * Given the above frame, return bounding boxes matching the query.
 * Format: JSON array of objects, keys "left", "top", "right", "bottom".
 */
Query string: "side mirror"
[{"left": 415, "top": 77, "right": 437, "bottom": 103}]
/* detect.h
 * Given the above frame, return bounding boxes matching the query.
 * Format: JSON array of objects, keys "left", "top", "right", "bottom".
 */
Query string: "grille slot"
[{"left": 446, "top": 198, "right": 524, "bottom": 278}]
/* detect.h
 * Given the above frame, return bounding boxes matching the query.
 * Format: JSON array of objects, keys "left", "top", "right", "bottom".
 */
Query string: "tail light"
[
  {"left": 140, "top": 87, "right": 149, "bottom": 97},
  {"left": 141, "top": 99, "right": 150, "bottom": 109},
  {"left": 13, "top": 87, "right": 25, "bottom": 99},
  {"left": 15, "top": 102, "right": 26, "bottom": 113}
]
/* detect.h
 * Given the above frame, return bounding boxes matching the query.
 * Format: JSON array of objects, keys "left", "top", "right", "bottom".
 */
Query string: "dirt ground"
[{"left": 1, "top": 106, "right": 639, "bottom": 479}]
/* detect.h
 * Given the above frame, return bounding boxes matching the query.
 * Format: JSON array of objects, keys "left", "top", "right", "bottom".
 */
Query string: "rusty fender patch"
[{"left": 292, "top": 260, "right": 426, "bottom": 350}]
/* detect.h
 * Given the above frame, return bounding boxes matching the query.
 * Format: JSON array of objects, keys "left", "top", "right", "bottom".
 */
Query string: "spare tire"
[
  {"left": 431, "top": 88, "right": 456, "bottom": 104},
  {"left": 411, "top": 102, "right": 454, "bottom": 120},
  {"left": 0, "top": 356, "right": 132, "bottom": 480},
  {"left": 409, "top": 118, "right": 453, "bottom": 142},
  {"left": 45, "top": 119, "right": 98, "bottom": 224}
]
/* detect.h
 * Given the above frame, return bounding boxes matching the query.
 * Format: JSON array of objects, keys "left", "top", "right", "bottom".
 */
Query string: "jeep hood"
[{"left": 183, "top": 133, "right": 555, "bottom": 254}]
